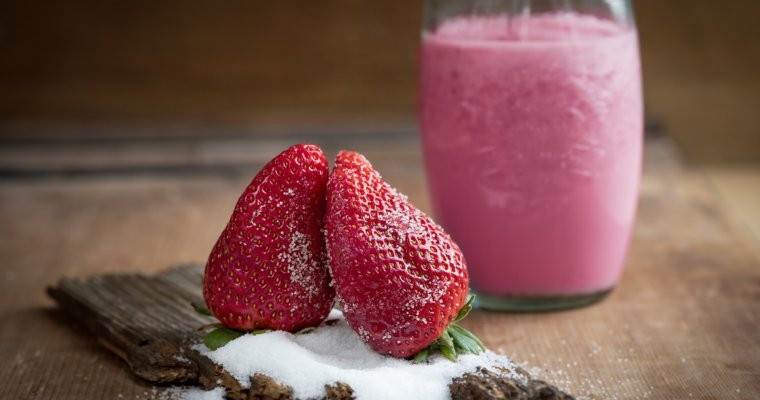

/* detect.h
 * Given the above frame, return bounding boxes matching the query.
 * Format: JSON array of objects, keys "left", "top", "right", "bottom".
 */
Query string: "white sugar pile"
[{"left": 197, "top": 310, "right": 522, "bottom": 400}]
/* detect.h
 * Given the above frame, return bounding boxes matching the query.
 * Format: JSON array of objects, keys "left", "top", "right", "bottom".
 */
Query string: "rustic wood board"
[
  {"left": 1, "top": 134, "right": 759, "bottom": 399},
  {"left": 46, "top": 264, "right": 573, "bottom": 400}
]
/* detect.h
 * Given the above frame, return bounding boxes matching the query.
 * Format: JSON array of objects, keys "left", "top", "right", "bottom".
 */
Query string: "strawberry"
[
  {"left": 325, "top": 151, "right": 483, "bottom": 360},
  {"left": 203, "top": 144, "right": 335, "bottom": 333}
]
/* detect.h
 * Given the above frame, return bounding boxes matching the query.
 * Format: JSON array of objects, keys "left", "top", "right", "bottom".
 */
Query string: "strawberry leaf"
[
  {"left": 412, "top": 347, "right": 430, "bottom": 364},
  {"left": 191, "top": 302, "right": 213, "bottom": 316},
  {"left": 437, "top": 330, "right": 457, "bottom": 362},
  {"left": 197, "top": 322, "right": 226, "bottom": 331},
  {"left": 203, "top": 327, "right": 244, "bottom": 350},
  {"left": 448, "top": 323, "right": 485, "bottom": 354},
  {"left": 448, "top": 327, "right": 474, "bottom": 354},
  {"left": 439, "top": 344, "right": 457, "bottom": 362},
  {"left": 448, "top": 323, "right": 486, "bottom": 354},
  {"left": 454, "top": 295, "right": 475, "bottom": 322}
]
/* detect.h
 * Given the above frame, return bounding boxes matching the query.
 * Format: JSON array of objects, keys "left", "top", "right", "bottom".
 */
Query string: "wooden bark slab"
[{"left": 47, "top": 265, "right": 574, "bottom": 400}]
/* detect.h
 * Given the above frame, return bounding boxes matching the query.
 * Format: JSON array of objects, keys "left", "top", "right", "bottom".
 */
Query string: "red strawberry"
[
  {"left": 325, "top": 151, "right": 483, "bottom": 360},
  {"left": 203, "top": 144, "right": 335, "bottom": 333}
]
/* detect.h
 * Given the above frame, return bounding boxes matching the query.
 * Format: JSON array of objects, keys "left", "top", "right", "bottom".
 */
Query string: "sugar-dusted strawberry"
[
  {"left": 325, "top": 151, "right": 483, "bottom": 360},
  {"left": 203, "top": 144, "right": 335, "bottom": 333}
]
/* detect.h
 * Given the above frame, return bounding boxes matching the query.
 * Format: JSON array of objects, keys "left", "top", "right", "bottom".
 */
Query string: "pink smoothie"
[{"left": 420, "top": 14, "right": 642, "bottom": 296}]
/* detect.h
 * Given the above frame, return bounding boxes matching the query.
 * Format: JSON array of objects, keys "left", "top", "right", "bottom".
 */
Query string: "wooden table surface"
[{"left": 0, "top": 131, "right": 758, "bottom": 399}]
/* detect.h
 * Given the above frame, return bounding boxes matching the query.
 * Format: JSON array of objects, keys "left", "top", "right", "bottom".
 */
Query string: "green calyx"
[
  {"left": 191, "top": 302, "right": 213, "bottom": 316},
  {"left": 203, "top": 327, "right": 245, "bottom": 350},
  {"left": 201, "top": 326, "right": 273, "bottom": 350},
  {"left": 412, "top": 295, "right": 486, "bottom": 363},
  {"left": 191, "top": 301, "right": 244, "bottom": 350},
  {"left": 191, "top": 301, "right": 316, "bottom": 351}
]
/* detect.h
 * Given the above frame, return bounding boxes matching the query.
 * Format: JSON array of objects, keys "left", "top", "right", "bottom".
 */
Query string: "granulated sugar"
[
  {"left": 165, "top": 387, "right": 225, "bottom": 400},
  {"left": 123, "top": 386, "right": 225, "bottom": 400},
  {"left": 197, "top": 310, "right": 522, "bottom": 400}
]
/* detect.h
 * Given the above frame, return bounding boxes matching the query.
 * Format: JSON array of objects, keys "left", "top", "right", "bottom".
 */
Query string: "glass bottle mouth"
[
  {"left": 423, "top": 12, "right": 636, "bottom": 44},
  {"left": 422, "top": 0, "right": 635, "bottom": 33}
]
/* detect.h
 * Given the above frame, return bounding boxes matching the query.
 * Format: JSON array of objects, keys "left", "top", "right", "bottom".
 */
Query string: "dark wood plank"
[{"left": 47, "top": 266, "right": 250, "bottom": 399}]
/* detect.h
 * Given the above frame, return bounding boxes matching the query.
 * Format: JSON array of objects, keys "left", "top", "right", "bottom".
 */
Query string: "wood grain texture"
[
  {"left": 47, "top": 265, "right": 574, "bottom": 400},
  {"left": 703, "top": 165, "right": 760, "bottom": 256},
  {"left": 0, "top": 133, "right": 758, "bottom": 399}
]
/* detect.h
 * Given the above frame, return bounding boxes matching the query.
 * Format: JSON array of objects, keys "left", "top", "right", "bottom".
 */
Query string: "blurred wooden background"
[
  {"left": 1, "top": 0, "right": 759, "bottom": 163},
  {"left": 0, "top": 1, "right": 419, "bottom": 127},
  {"left": 637, "top": 1, "right": 760, "bottom": 164}
]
